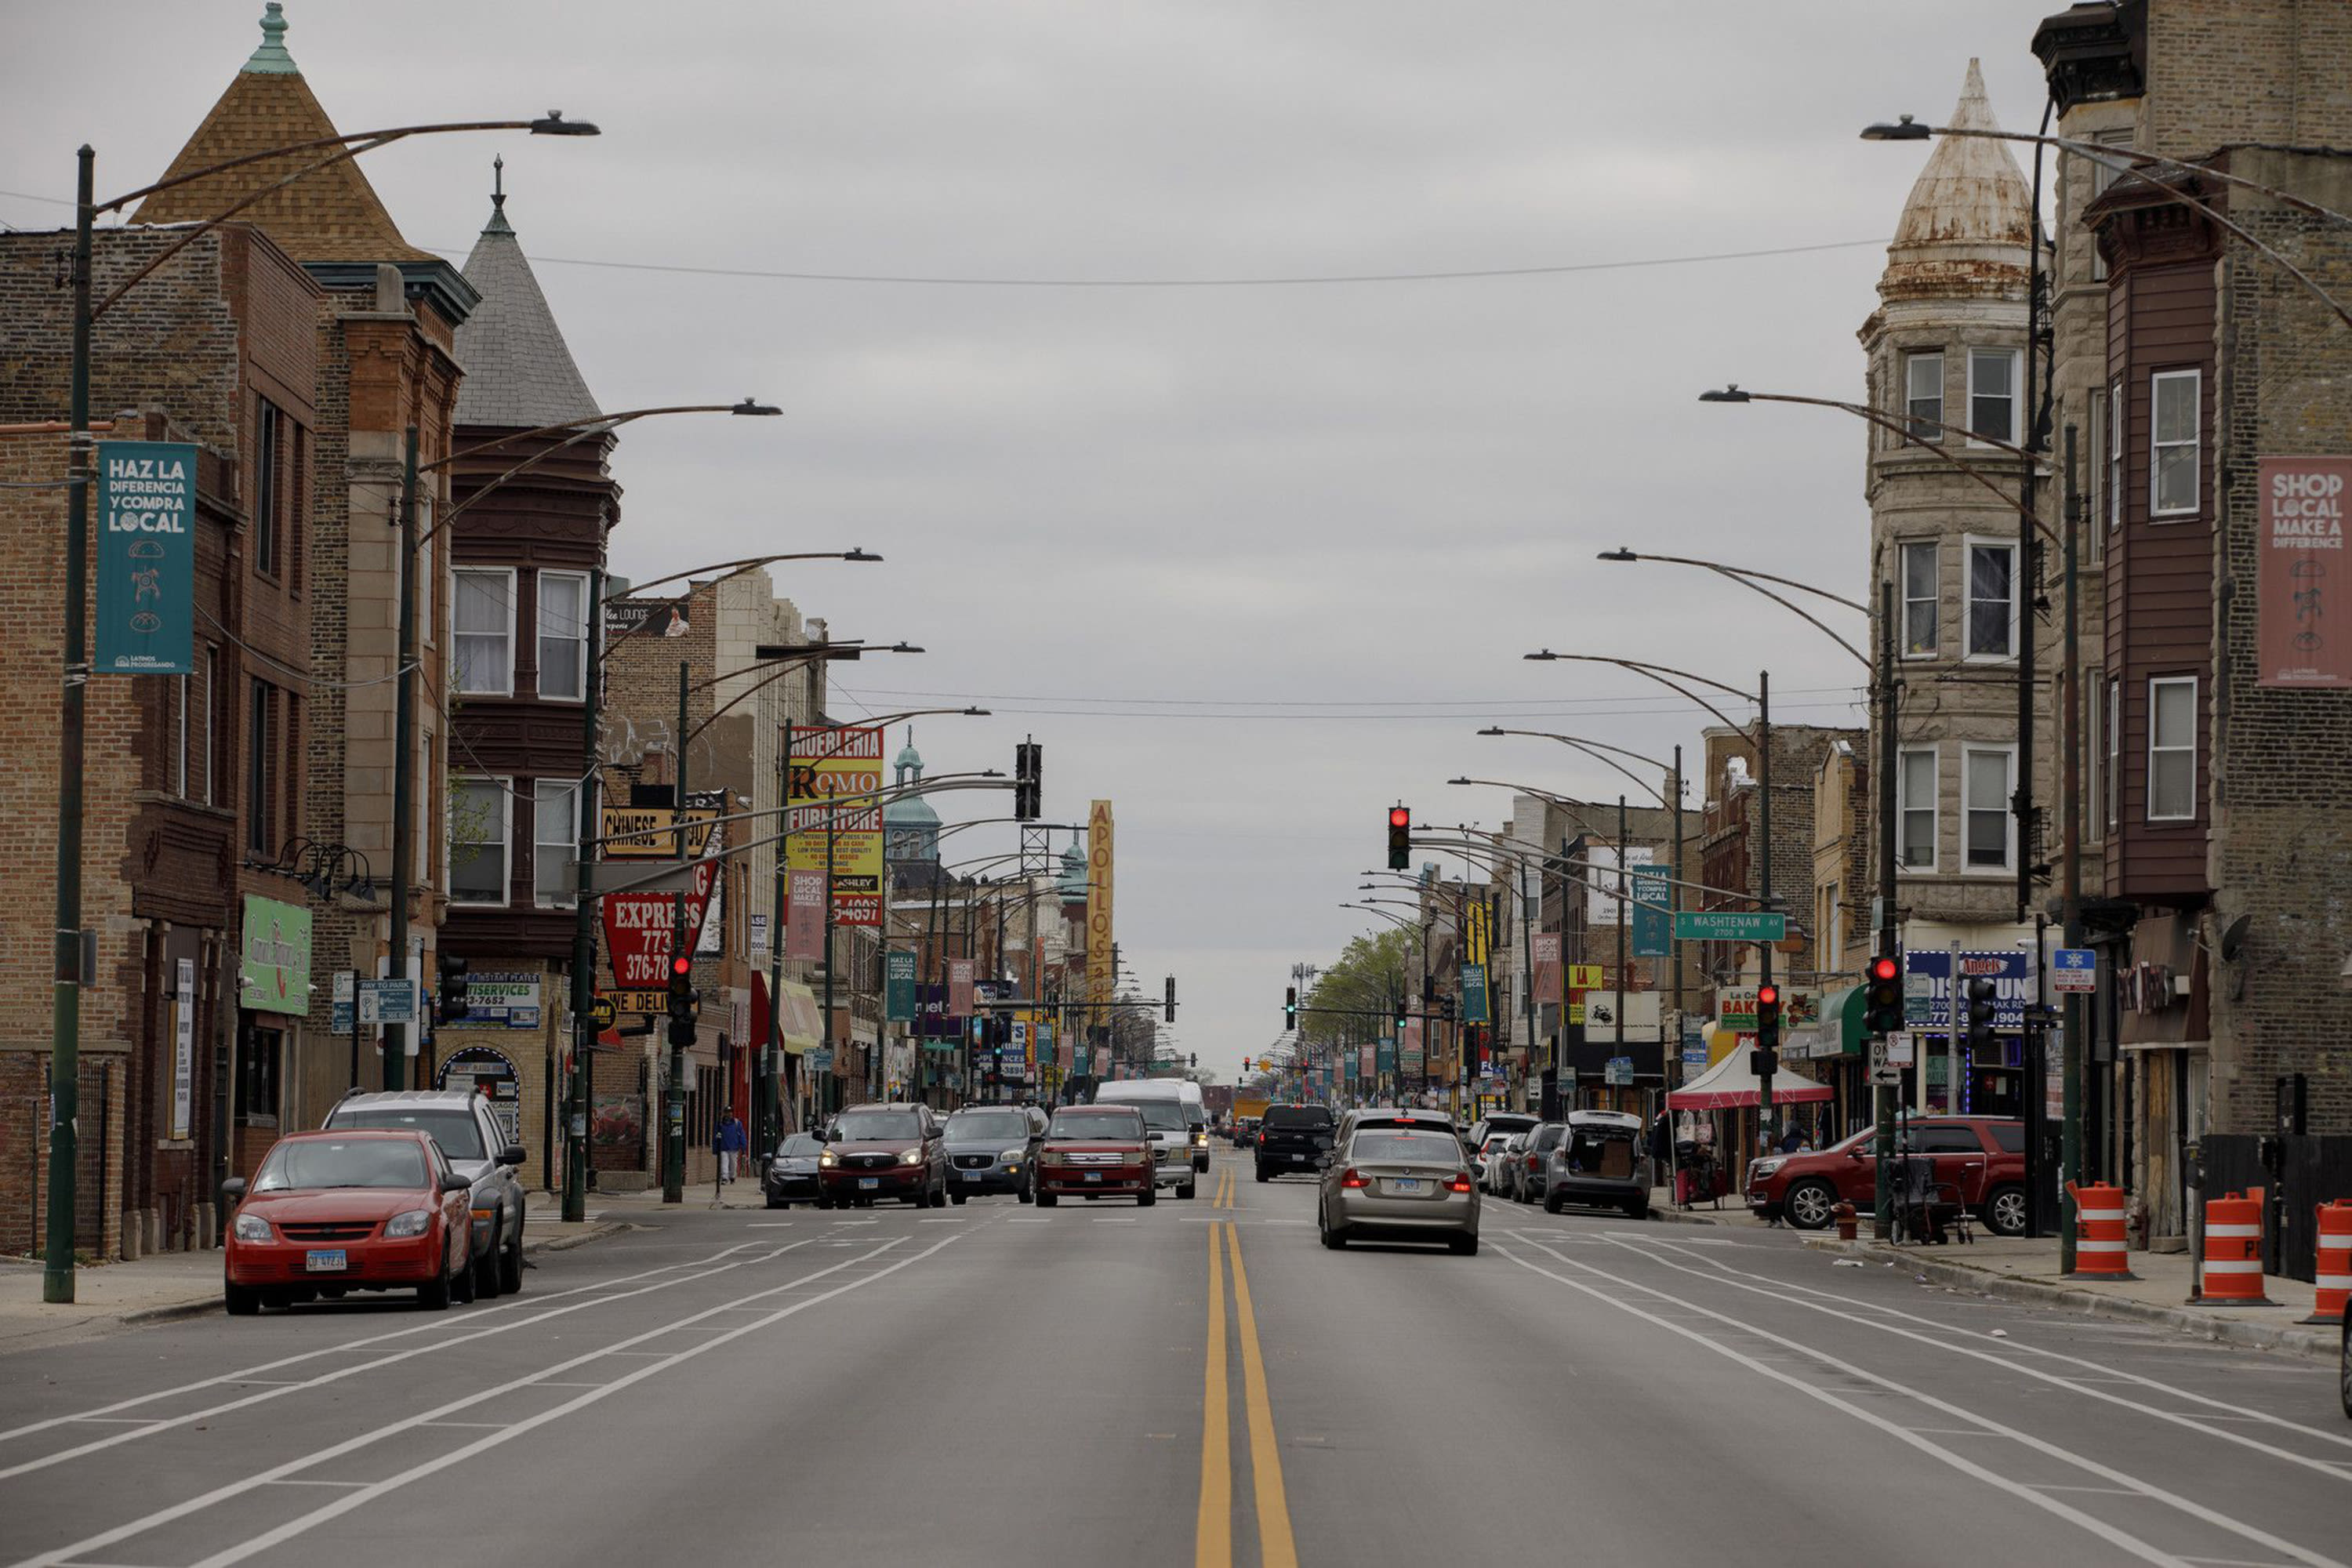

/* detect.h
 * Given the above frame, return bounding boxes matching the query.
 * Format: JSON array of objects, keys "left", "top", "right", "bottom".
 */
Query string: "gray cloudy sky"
[{"left": 3, "top": 2, "right": 2061, "bottom": 1081}]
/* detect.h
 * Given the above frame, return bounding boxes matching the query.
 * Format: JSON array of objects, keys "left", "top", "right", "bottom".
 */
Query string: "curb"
[{"left": 1801, "top": 1237, "right": 2339, "bottom": 1363}]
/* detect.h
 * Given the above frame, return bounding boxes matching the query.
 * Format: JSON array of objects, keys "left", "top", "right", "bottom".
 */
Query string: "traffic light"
[
  {"left": 1963, "top": 976, "right": 1998, "bottom": 1054},
  {"left": 1387, "top": 806, "right": 1411, "bottom": 871},
  {"left": 436, "top": 952, "right": 469, "bottom": 1025},
  {"left": 1866, "top": 954, "right": 1904, "bottom": 1036},
  {"left": 1164, "top": 975, "right": 1177, "bottom": 1024},
  {"left": 1751, "top": 982, "right": 1780, "bottom": 1080},
  {"left": 1283, "top": 986, "right": 1298, "bottom": 1029},
  {"left": 1013, "top": 740, "right": 1042, "bottom": 822},
  {"left": 666, "top": 953, "right": 696, "bottom": 1048}
]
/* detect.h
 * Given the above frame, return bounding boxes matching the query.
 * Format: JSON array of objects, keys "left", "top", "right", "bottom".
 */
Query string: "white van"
[{"left": 1091, "top": 1080, "right": 1203, "bottom": 1196}]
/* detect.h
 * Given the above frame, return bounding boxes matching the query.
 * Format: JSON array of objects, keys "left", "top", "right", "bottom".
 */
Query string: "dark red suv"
[{"left": 1744, "top": 1117, "right": 2027, "bottom": 1236}]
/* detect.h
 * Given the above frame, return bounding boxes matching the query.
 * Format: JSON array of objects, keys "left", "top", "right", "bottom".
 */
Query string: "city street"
[{"left": 2, "top": 1149, "right": 2345, "bottom": 1568}]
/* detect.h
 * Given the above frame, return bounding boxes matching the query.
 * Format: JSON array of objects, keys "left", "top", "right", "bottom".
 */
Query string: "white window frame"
[
  {"left": 173, "top": 671, "right": 189, "bottom": 797},
  {"left": 453, "top": 567, "right": 517, "bottom": 697},
  {"left": 2147, "top": 677, "right": 2198, "bottom": 822},
  {"left": 2106, "top": 677, "right": 2121, "bottom": 833},
  {"left": 535, "top": 570, "right": 590, "bottom": 704},
  {"left": 2107, "top": 377, "right": 2124, "bottom": 533},
  {"left": 1904, "top": 350, "right": 1944, "bottom": 442},
  {"left": 1899, "top": 540, "right": 1940, "bottom": 658},
  {"left": 532, "top": 779, "right": 579, "bottom": 908},
  {"left": 1962, "top": 535, "right": 2020, "bottom": 661},
  {"left": 200, "top": 645, "right": 216, "bottom": 807},
  {"left": 1898, "top": 746, "right": 1938, "bottom": 871},
  {"left": 416, "top": 500, "right": 434, "bottom": 646},
  {"left": 2150, "top": 368, "right": 2200, "bottom": 518},
  {"left": 2085, "top": 388, "right": 2107, "bottom": 565},
  {"left": 1966, "top": 348, "right": 2021, "bottom": 448},
  {"left": 449, "top": 775, "right": 512, "bottom": 907},
  {"left": 2084, "top": 664, "right": 2104, "bottom": 844},
  {"left": 1961, "top": 744, "right": 2017, "bottom": 874}
]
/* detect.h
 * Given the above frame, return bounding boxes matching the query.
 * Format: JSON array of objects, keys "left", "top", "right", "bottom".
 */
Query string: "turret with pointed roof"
[
  {"left": 455, "top": 162, "right": 602, "bottom": 430},
  {"left": 1878, "top": 59, "right": 2036, "bottom": 303}
]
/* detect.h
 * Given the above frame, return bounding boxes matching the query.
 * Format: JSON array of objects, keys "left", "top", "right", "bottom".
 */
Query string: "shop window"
[{"left": 235, "top": 1022, "right": 281, "bottom": 1126}]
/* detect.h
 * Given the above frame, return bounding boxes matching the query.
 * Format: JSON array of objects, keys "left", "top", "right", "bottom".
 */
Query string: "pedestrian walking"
[{"left": 717, "top": 1112, "right": 746, "bottom": 1183}]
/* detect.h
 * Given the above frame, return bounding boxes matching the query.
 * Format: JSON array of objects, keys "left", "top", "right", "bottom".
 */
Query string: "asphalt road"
[{"left": 2, "top": 1148, "right": 2346, "bottom": 1568}]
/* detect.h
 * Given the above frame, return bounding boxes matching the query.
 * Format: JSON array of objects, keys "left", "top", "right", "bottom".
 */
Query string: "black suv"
[{"left": 1254, "top": 1103, "right": 1336, "bottom": 1181}]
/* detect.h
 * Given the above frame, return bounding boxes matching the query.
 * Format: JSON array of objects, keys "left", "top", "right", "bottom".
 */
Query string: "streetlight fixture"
[
  {"left": 1595, "top": 547, "right": 1868, "bottom": 667},
  {"left": 43, "top": 111, "right": 596, "bottom": 1303}
]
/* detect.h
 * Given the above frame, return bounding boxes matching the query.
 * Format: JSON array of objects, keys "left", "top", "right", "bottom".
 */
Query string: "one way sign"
[{"left": 2052, "top": 948, "right": 2096, "bottom": 993}]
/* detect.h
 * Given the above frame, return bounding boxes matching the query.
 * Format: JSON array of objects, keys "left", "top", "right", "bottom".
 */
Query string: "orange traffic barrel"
[
  {"left": 2304, "top": 1200, "right": 2352, "bottom": 1326},
  {"left": 2066, "top": 1181, "right": 2136, "bottom": 1280},
  {"left": 2193, "top": 1190, "right": 2275, "bottom": 1305}
]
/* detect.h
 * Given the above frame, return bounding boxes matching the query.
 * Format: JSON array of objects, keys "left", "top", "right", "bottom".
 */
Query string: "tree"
[{"left": 1301, "top": 927, "right": 1411, "bottom": 1052}]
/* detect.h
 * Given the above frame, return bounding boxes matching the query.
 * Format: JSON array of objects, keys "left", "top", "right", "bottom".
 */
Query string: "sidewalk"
[
  {"left": 0, "top": 1188, "right": 626, "bottom": 1351},
  {"left": 1800, "top": 1231, "right": 2341, "bottom": 1363}
]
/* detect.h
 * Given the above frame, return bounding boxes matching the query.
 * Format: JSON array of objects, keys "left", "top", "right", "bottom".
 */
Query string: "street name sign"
[
  {"left": 1672, "top": 910, "right": 1787, "bottom": 943},
  {"left": 2052, "top": 948, "right": 2097, "bottom": 993}
]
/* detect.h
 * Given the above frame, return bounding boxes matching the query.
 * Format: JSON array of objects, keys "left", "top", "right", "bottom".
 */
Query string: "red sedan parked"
[
  {"left": 222, "top": 1130, "right": 474, "bottom": 1314},
  {"left": 1744, "top": 1116, "right": 2029, "bottom": 1236},
  {"left": 1034, "top": 1105, "right": 1156, "bottom": 1207}
]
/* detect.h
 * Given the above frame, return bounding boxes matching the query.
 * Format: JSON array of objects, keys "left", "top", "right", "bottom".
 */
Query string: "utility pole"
[
  {"left": 1671, "top": 745, "right": 1684, "bottom": 1085},
  {"left": 1875, "top": 579, "right": 1900, "bottom": 1234},
  {"left": 1755, "top": 670, "right": 1775, "bottom": 1146},
  {"left": 2060, "top": 427, "right": 2085, "bottom": 1268},
  {"left": 662, "top": 660, "right": 688, "bottom": 1203},
  {"left": 563, "top": 567, "right": 603, "bottom": 1225},
  {"left": 1615, "top": 794, "right": 1628, "bottom": 1111},
  {"left": 387, "top": 425, "right": 421, "bottom": 1092}
]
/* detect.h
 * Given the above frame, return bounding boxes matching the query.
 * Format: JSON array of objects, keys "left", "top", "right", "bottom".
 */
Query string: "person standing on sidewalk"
[{"left": 716, "top": 1112, "right": 746, "bottom": 1184}]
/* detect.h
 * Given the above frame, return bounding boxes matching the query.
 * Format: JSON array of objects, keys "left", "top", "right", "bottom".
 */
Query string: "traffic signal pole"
[
  {"left": 563, "top": 569, "right": 602, "bottom": 1225},
  {"left": 1875, "top": 579, "right": 1900, "bottom": 1234},
  {"left": 387, "top": 426, "right": 420, "bottom": 1092},
  {"left": 2060, "top": 429, "right": 2084, "bottom": 1271},
  {"left": 662, "top": 659, "right": 688, "bottom": 1204},
  {"left": 1755, "top": 670, "right": 1776, "bottom": 1147}
]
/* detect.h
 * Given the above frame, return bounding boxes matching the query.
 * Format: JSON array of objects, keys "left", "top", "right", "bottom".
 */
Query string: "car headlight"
[
  {"left": 232, "top": 1212, "right": 272, "bottom": 1243},
  {"left": 385, "top": 1209, "right": 432, "bottom": 1239},
  {"left": 818, "top": 1150, "right": 839, "bottom": 1167},
  {"left": 1040, "top": 1149, "right": 1065, "bottom": 1167},
  {"left": 898, "top": 1148, "right": 924, "bottom": 1166},
  {"left": 1001, "top": 1147, "right": 1027, "bottom": 1162},
  {"left": 1121, "top": 1151, "right": 1145, "bottom": 1166},
  {"left": 1749, "top": 1157, "right": 1787, "bottom": 1179}
]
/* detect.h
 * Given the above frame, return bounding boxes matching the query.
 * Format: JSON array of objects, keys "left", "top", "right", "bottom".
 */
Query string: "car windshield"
[
  {"left": 330, "top": 1107, "right": 485, "bottom": 1160},
  {"left": 1351, "top": 1131, "right": 1461, "bottom": 1165},
  {"left": 1051, "top": 1110, "right": 1142, "bottom": 1140},
  {"left": 254, "top": 1138, "right": 429, "bottom": 1192},
  {"left": 834, "top": 1110, "right": 923, "bottom": 1142},
  {"left": 946, "top": 1111, "right": 1031, "bottom": 1142},
  {"left": 1134, "top": 1102, "right": 1186, "bottom": 1131},
  {"left": 775, "top": 1134, "right": 824, "bottom": 1158}
]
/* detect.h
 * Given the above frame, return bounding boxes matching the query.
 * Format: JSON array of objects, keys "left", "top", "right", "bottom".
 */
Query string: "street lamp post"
[{"left": 42, "top": 111, "right": 596, "bottom": 1304}]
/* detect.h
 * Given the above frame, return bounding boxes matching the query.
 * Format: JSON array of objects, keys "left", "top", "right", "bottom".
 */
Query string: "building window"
[
  {"left": 2107, "top": 378, "right": 2123, "bottom": 533},
  {"left": 1900, "top": 541, "right": 1939, "bottom": 656},
  {"left": 245, "top": 679, "right": 274, "bottom": 856},
  {"left": 2084, "top": 665, "right": 2104, "bottom": 843},
  {"left": 281, "top": 691, "right": 301, "bottom": 848},
  {"left": 234, "top": 1021, "right": 281, "bottom": 1126},
  {"left": 2087, "top": 131, "right": 2133, "bottom": 281},
  {"left": 2151, "top": 369, "right": 2200, "bottom": 517},
  {"left": 533, "top": 779, "right": 579, "bottom": 907},
  {"left": 1904, "top": 350, "right": 1944, "bottom": 441},
  {"left": 2106, "top": 677, "right": 2121, "bottom": 833},
  {"left": 453, "top": 568, "right": 515, "bottom": 696},
  {"left": 2148, "top": 677, "right": 2197, "bottom": 821},
  {"left": 1962, "top": 746, "right": 2015, "bottom": 871},
  {"left": 537, "top": 572, "right": 589, "bottom": 702},
  {"left": 1899, "top": 749, "right": 1936, "bottom": 869},
  {"left": 1965, "top": 540, "right": 2016, "bottom": 659},
  {"left": 2085, "top": 389, "right": 2107, "bottom": 566},
  {"left": 449, "top": 778, "right": 510, "bottom": 906},
  {"left": 1967, "top": 349, "right": 2019, "bottom": 446},
  {"left": 253, "top": 398, "right": 281, "bottom": 579}
]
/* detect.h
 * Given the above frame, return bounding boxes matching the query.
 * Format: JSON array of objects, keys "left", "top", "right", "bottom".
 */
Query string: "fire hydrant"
[{"left": 1832, "top": 1200, "right": 1860, "bottom": 1242}]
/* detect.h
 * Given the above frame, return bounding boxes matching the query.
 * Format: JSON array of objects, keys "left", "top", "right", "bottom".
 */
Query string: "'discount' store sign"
[{"left": 1903, "top": 949, "right": 2031, "bottom": 1032}]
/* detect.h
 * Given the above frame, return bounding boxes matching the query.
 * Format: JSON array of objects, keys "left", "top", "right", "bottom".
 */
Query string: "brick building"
[{"left": 2031, "top": 0, "right": 2352, "bottom": 1243}]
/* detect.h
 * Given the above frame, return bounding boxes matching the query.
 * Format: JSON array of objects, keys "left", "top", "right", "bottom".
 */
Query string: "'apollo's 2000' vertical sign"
[{"left": 1086, "top": 800, "right": 1115, "bottom": 1008}]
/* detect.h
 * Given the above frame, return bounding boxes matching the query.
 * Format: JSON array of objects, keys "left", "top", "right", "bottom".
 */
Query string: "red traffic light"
[
  {"left": 1756, "top": 984, "right": 1779, "bottom": 1007},
  {"left": 670, "top": 954, "right": 692, "bottom": 978},
  {"left": 1870, "top": 956, "right": 1899, "bottom": 983},
  {"left": 1389, "top": 807, "right": 1410, "bottom": 828}
]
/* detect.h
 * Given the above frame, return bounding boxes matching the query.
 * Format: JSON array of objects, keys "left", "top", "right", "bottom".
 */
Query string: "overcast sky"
[{"left": 3, "top": 2, "right": 2063, "bottom": 1083}]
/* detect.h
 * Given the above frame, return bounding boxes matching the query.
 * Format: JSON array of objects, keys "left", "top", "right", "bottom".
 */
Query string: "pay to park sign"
[{"left": 95, "top": 441, "right": 198, "bottom": 675}]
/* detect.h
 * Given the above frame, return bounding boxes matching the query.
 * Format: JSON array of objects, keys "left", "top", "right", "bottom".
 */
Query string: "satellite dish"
[{"left": 2220, "top": 914, "right": 2252, "bottom": 963}]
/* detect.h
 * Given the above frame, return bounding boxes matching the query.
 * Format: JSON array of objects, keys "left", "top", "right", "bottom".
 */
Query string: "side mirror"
[
  {"left": 221, "top": 1177, "right": 247, "bottom": 1202},
  {"left": 1846, "top": 1147, "right": 1870, "bottom": 1160},
  {"left": 440, "top": 1173, "right": 472, "bottom": 1194},
  {"left": 498, "top": 1145, "right": 527, "bottom": 1168}
]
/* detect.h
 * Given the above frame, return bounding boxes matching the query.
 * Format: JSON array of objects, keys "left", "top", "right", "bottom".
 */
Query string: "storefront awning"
[
  {"left": 1786, "top": 984, "right": 1867, "bottom": 1059},
  {"left": 773, "top": 980, "right": 822, "bottom": 1055},
  {"left": 1668, "top": 1043, "right": 1834, "bottom": 1109}
]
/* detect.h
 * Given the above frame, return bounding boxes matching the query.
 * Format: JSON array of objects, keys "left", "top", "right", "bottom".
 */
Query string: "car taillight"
[
  {"left": 1447, "top": 1172, "right": 1473, "bottom": 1193},
  {"left": 1340, "top": 1168, "right": 1369, "bottom": 1189},
  {"left": 1526, "top": 1154, "right": 1540, "bottom": 1171}
]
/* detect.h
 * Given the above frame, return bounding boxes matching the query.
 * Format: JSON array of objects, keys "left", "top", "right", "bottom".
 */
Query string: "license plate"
[
  {"left": 1085, "top": 1171, "right": 1103, "bottom": 1183},
  {"left": 962, "top": 1171, "right": 982, "bottom": 1182},
  {"left": 858, "top": 1178, "right": 880, "bottom": 1190},
  {"left": 304, "top": 1250, "right": 347, "bottom": 1272},
  {"left": 1392, "top": 1178, "right": 1423, "bottom": 1192}
]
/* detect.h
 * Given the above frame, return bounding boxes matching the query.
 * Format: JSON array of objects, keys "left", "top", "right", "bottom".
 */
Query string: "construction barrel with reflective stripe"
[
  {"left": 2192, "top": 1189, "right": 2275, "bottom": 1306},
  {"left": 2303, "top": 1199, "right": 2351, "bottom": 1327},
  {"left": 2065, "top": 1181, "right": 2136, "bottom": 1280}
]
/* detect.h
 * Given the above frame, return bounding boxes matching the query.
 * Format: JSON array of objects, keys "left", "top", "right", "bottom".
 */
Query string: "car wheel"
[
  {"left": 1138, "top": 1187, "right": 1156, "bottom": 1207},
  {"left": 1981, "top": 1184, "right": 2028, "bottom": 1238},
  {"left": 1178, "top": 1179, "right": 1197, "bottom": 1200},
  {"left": 951, "top": 1190, "right": 967, "bottom": 1205},
  {"left": 1018, "top": 1180, "right": 1034, "bottom": 1205},
  {"left": 1449, "top": 1232, "right": 1479, "bottom": 1257},
  {"left": 1254, "top": 1165, "right": 1271, "bottom": 1183},
  {"left": 1036, "top": 1191, "right": 1057, "bottom": 1207},
  {"left": 816, "top": 1195, "right": 833, "bottom": 1210},
  {"left": 224, "top": 1280, "right": 261, "bottom": 1316},
  {"left": 765, "top": 1195, "right": 785, "bottom": 1210},
  {"left": 1543, "top": 1189, "right": 1563, "bottom": 1215},
  {"left": 1625, "top": 1198, "right": 1650, "bottom": 1221},
  {"left": 419, "top": 1260, "right": 454, "bottom": 1312},
  {"left": 499, "top": 1225, "right": 524, "bottom": 1296},
  {"left": 473, "top": 1226, "right": 501, "bottom": 1300},
  {"left": 1783, "top": 1179, "right": 1838, "bottom": 1232},
  {"left": 1319, "top": 1210, "right": 1347, "bottom": 1250}
]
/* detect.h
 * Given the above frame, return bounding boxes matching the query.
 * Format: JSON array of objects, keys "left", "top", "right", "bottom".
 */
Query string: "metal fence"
[{"left": 2201, "top": 1133, "right": 2352, "bottom": 1283}]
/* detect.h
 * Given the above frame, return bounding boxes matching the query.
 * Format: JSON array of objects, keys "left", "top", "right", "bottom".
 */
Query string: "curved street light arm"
[
  {"left": 1601, "top": 550, "right": 1868, "bottom": 615},
  {"left": 1704, "top": 568, "right": 1870, "bottom": 668}
]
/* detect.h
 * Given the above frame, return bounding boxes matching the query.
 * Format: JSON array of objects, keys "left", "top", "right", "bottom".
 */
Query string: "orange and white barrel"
[
  {"left": 2194, "top": 1190, "right": 2274, "bottom": 1305},
  {"left": 2303, "top": 1200, "right": 2351, "bottom": 1326},
  {"left": 2065, "top": 1181, "right": 2135, "bottom": 1279}
]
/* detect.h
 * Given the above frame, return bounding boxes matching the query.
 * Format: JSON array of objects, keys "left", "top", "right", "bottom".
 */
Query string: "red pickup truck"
[{"left": 1744, "top": 1116, "right": 2028, "bottom": 1236}]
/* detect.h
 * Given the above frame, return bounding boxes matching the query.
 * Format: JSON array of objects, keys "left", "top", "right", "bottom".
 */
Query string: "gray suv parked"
[
  {"left": 942, "top": 1106, "right": 1040, "bottom": 1203},
  {"left": 324, "top": 1088, "right": 526, "bottom": 1298}
]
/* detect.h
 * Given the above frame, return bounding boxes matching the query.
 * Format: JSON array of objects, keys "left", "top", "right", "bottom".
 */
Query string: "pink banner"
[
  {"left": 2257, "top": 456, "right": 2352, "bottom": 687},
  {"left": 786, "top": 869, "right": 826, "bottom": 960},
  {"left": 1359, "top": 1044, "right": 1376, "bottom": 1077},
  {"left": 1531, "top": 931, "right": 1562, "bottom": 1006},
  {"left": 946, "top": 957, "right": 974, "bottom": 1019}
]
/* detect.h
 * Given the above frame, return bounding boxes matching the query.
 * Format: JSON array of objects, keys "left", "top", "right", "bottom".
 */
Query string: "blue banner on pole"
[
  {"left": 94, "top": 441, "right": 198, "bottom": 675},
  {"left": 1629, "top": 869, "right": 1671, "bottom": 959},
  {"left": 1461, "top": 963, "right": 1490, "bottom": 1025}
]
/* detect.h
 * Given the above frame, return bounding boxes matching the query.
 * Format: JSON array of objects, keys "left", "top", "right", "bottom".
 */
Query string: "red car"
[
  {"left": 818, "top": 1102, "right": 949, "bottom": 1208},
  {"left": 1744, "top": 1116, "right": 2028, "bottom": 1236},
  {"left": 222, "top": 1130, "right": 474, "bottom": 1313},
  {"left": 1034, "top": 1105, "right": 1156, "bottom": 1207}
]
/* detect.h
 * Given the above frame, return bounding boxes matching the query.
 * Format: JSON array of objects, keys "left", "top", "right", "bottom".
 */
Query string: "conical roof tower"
[
  {"left": 455, "top": 162, "right": 601, "bottom": 429},
  {"left": 1878, "top": 59, "right": 2035, "bottom": 303}
]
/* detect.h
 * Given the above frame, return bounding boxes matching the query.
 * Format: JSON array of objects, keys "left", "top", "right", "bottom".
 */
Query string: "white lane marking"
[
  {"left": 919, "top": 1218, "right": 962, "bottom": 1224},
  {"left": 9, "top": 1240, "right": 931, "bottom": 1568},
  {"left": 2034, "top": 1485, "right": 2146, "bottom": 1496},
  {"left": 1006, "top": 1218, "right": 1051, "bottom": 1224},
  {"left": 1602, "top": 1232, "right": 2352, "bottom": 1471},
  {"left": 1504, "top": 1238, "right": 2346, "bottom": 1568},
  {"left": 0, "top": 1240, "right": 771, "bottom": 1448},
  {"left": 176, "top": 1237, "right": 957, "bottom": 1568},
  {"left": 257, "top": 1479, "right": 368, "bottom": 1488},
  {"left": 62, "top": 1420, "right": 162, "bottom": 1428},
  {"left": 1092, "top": 1218, "right": 1138, "bottom": 1225},
  {"left": 0, "top": 1240, "right": 816, "bottom": 1484},
  {"left": 746, "top": 1223, "right": 793, "bottom": 1229},
  {"left": 416, "top": 1422, "right": 503, "bottom": 1430}
]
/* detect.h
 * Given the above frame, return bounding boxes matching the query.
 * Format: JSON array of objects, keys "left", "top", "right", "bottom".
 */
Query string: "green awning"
[{"left": 1787, "top": 984, "right": 1867, "bottom": 1058}]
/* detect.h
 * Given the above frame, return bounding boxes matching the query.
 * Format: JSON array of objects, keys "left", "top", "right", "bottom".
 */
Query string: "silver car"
[
  {"left": 1486, "top": 1133, "right": 1527, "bottom": 1196},
  {"left": 1316, "top": 1124, "right": 1479, "bottom": 1254},
  {"left": 1538, "top": 1109, "right": 1655, "bottom": 1219}
]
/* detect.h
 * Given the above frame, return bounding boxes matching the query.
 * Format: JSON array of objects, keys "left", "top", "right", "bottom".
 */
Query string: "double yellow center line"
[
  {"left": 1208, "top": 1167, "right": 1239, "bottom": 1208},
  {"left": 1196, "top": 1220, "right": 1297, "bottom": 1568}
]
